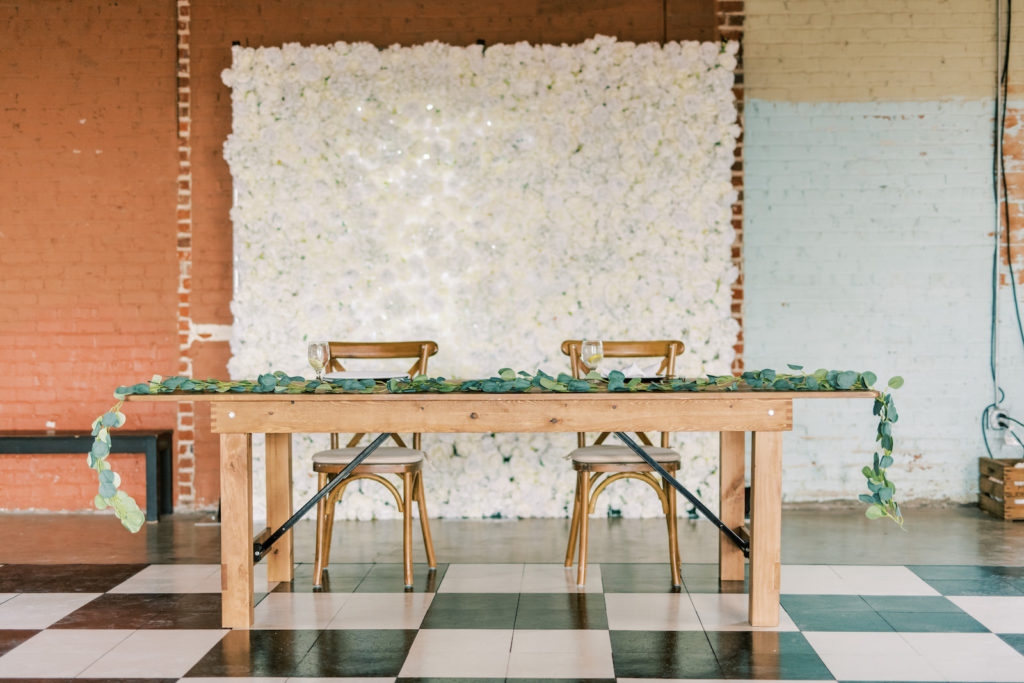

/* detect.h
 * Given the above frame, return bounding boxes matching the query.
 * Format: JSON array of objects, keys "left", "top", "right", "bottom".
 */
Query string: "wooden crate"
[{"left": 979, "top": 457, "right": 1024, "bottom": 520}]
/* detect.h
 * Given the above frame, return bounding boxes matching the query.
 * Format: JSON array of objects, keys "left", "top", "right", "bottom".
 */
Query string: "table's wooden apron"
[{"left": 137, "top": 390, "right": 872, "bottom": 629}]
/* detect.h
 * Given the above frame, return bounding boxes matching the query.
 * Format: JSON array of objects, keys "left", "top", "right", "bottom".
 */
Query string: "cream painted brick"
[{"left": 745, "top": 98, "right": 1004, "bottom": 503}]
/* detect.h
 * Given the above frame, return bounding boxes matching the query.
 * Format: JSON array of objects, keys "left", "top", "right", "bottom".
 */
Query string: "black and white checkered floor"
[{"left": 1, "top": 560, "right": 1023, "bottom": 681}]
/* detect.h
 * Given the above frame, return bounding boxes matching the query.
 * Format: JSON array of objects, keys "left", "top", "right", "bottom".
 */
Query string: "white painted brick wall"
[{"left": 745, "top": 99, "right": 1005, "bottom": 504}]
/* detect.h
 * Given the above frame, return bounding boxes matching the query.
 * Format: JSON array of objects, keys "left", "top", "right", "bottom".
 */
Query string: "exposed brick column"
[
  {"left": 176, "top": 0, "right": 196, "bottom": 506},
  {"left": 717, "top": 0, "right": 744, "bottom": 372}
]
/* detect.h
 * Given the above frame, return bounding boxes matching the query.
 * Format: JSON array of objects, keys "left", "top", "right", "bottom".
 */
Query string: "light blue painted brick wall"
[{"left": 744, "top": 99, "right": 1016, "bottom": 503}]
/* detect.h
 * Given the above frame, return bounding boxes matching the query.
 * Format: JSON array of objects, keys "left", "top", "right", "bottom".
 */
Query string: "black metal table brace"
[
  {"left": 253, "top": 432, "right": 391, "bottom": 562},
  {"left": 613, "top": 431, "right": 749, "bottom": 557},
  {"left": 253, "top": 430, "right": 749, "bottom": 562}
]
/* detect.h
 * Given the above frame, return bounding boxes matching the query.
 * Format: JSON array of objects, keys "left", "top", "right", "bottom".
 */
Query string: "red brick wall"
[
  {"left": 0, "top": 0, "right": 179, "bottom": 511},
  {"left": 3, "top": 0, "right": 740, "bottom": 511}
]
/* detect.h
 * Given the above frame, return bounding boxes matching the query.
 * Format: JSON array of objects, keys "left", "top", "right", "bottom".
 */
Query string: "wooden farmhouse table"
[{"left": 132, "top": 389, "right": 875, "bottom": 629}]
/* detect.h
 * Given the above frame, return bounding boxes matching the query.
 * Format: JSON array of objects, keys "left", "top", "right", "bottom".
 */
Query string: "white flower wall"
[{"left": 221, "top": 36, "right": 740, "bottom": 521}]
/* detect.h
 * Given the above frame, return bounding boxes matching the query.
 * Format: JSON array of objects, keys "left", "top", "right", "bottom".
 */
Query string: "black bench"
[{"left": 0, "top": 430, "right": 173, "bottom": 522}]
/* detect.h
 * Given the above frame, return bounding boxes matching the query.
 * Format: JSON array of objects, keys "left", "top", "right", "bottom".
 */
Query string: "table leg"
[
  {"left": 265, "top": 433, "right": 294, "bottom": 583},
  {"left": 220, "top": 432, "right": 254, "bottom": 629},
  {"left": 719, "top": 431, "right": 746, "bottom": 582},
  {"left": 749, "top": 431, "right": 782, "bottom": 627}
]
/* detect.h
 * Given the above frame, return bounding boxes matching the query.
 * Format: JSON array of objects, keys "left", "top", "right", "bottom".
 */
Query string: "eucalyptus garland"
[{"left": 93, "top": 367, "right": 903, "bottom": 532}]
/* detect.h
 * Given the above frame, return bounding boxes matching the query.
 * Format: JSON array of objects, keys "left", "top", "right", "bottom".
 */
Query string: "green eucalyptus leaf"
[
  {"left": 538, "top": 377, "right": 560, "bottom": 391},
  {"left": 499, "top": 368, "right": 515, "bottom": 381},
  {"left": 861, "top": 371, "right": 877, "bottom": 387},
  {"left": 836, "top": 371, "right": 858, "bottom": 389},
  {"left": 858, "top": 494, "right": 876, "bottom": 505},
  {"left": 880, "top": 455, "right": 894, "bottom": 469},
  {"left": 98, "top": 481, "right": 117, "bottom": 498},
  {"left": 787, "top": 363, "right": 804, "bottom": 371},
  {"left": 761, "top": 369, "right": 776, "bottom": 382},
  {"left": 865, "top": 504, "right": 886, "bottom": 520},
  {"left": 805, "top": 375, "right": 820, "bottom": 390},
  {"left": 94, "top": 494, "right": 109, "bottom": 510},
  {"left": 878, "top": 487, "right": 894, "bottom": 503},
  {"left": 888, "top": 376, "right": 904, "bottom": 389},
  {"left": 862, "top": 466, "right": 875, "bottom": 479}
]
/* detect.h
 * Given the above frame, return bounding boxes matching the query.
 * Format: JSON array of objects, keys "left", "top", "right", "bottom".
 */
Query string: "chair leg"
[
  {"left": 664, "top": 476, "right": 681, "bottom": 587},
  {"left": 313, "top": 472, "right": 329, "bottom": 587},
  {"left": 576, "top": 470, "right": 591, "bottom": 586},
  {"left": 414, "top": 471, "right": 437, "bottom": 570},
  {"left": 402, "top": 471, "right": 414, "bottom": 588},
  {"left": 564, "top": 473, "right": 582, "bottom": 568}
]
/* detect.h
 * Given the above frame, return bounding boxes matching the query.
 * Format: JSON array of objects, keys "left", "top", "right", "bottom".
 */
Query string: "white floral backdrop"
[{"left": 221, "top": 36, "right": 740, "bottom": 521}]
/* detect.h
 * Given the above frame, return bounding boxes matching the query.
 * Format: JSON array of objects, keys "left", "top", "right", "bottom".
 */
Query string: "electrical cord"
[{"left": 982, "top": 0, "right": 1024, "bottom": 459}]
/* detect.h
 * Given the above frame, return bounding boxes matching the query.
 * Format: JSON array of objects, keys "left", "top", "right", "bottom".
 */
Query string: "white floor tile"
[
  {"left": 253, "top": 592, "right": 351, "bottom": 629},
  {"left": 780, "top": 565, "right": 850, "bottom": 594},
  {"left": 398, "top": 628, "right": 512, "bottom": 677},
  {"left": 949, "top": 595, "right": 1024, "bottom": 633},
  {"left": 690, "top": 593, "right": 799, "bottom": 631},
  {"left": 804, "top": 631, "right": 944, "bottom": 681},
  {"left": 521, "top": 563, "right": 603, "bottom": 592},
  {"left": 110, "top": 562, "right": 277, "bottom": 594},
  {"left": 617, "top": 680, "right": 836, "bottom": 683},
  {"left": 604, "top": 592, "right": 702, "bottom": 630},
  {"left": 507, "top": 629, "right": 614, "bottom": 678},
  {"left": 81, "top": 628, "right": 226, "bottom": 678},
  {"left": 436, "top": 563, "right": 524, "bottom": 593},
  {"left": 109, "top": 563, "right": 221, "bottom": 593},
  {"left": 0, "top": 629, "right": 133, "bottom": 677},
  {"left": 901, "top": 632, "right": 1024, "bottom": 682},
  {"left": 0, "top": 592, "right": 100, "bottom": 628},
  {"left": 326, "top": 592, "right": 433, "bottom": 629},
  {"left": 829, "top": 565, "right": 940, "bottom": 596},
  {"left": 0, "top": 594, "right": 15, "bottom": 606}
]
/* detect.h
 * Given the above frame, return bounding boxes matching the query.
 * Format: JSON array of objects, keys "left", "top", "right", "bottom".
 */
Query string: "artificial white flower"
[{"left": 222, "top": 36, "right": 739, "bottom": 521}]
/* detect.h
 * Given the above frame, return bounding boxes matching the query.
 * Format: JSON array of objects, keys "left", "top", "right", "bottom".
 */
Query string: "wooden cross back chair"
[
  {"left": 560, "top": 339, "right": 686, "bottom": 587},
  {"left": 312, "top": 340, "right": 439, "bottom": 588}
]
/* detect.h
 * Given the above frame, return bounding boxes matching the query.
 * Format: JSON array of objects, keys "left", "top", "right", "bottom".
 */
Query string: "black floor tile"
[
  {"left": 1000, "top": 633, "right": 1024, "bottom": 655},
  {"left": 356, "top": 562, "right": 448, "bottom": 593},
  {"left": 51, "top": 593, "right": 222, "bottom": 629},
  {"left": 877, "top": 610, "right": 989, "bottom": 632},
  {"left": 706, "top": 631, "right": 833, "bottom": 680},
  {"left": 0, "top": 564, "right": 147, "bottom": 593},
  {"left": 610, "top": 630, "right": 720, "bottom": 678},
  {"left": 781, "top": 595, "right": 892, "bottom": 631},
  {"left": 420, "top": 593, "right": 519, "bottom": 629},
  {"left": 273, "top": 562, "right": 372, "bottom": 593},
  {"left": 919, "top": 578, "right": 1024, "bottom": 596},
  {"left": 862, "top": 595, "right": 965, "bottom": 612},
  {"left": 186, "top": 629, "right": 321, "bottom": 677},
  {"left": 397, "top": 679, "right": 505, "bottom": 683},
  {"left": 908, "top": 565, "right": 1024, "bottom": 580},
  {"left": 0, "top": 629, "right": 39, "bottom": 656},
  {"left": 598, "top": 563, "right": 685, "bottom": 593},
  {"left": 295, "top": 629, "right": 417, "bottom": 677},
  {"left": 514, "top": 593, "right": 607, "bottom": 629}
]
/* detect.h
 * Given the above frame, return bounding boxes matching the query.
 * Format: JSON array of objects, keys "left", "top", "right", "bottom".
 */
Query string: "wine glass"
[
  {"left": 580, "top": 339, "right": 603, "bottom": 374},
  {"left": 307, "top": 341, "right": 330, "bottom": 382}
]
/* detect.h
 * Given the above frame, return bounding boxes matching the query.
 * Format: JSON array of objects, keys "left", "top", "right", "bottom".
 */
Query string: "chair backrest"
[
  {"left": 560, "top": 340, "right": 684, "bottom": 380},
  {"left": 326, "top": 341, "right": 439, "bottom": 450},
  {"left": 560, "top": 339, "right": 685, "bottom": 448},
  {"left": 326, "top": 340, "right": 438, "bottom": 378}
]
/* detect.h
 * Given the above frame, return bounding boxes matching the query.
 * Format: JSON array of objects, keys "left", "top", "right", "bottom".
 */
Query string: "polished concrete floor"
[{"left": 2, "top": 503, "right": 1022, "bottom": 566}]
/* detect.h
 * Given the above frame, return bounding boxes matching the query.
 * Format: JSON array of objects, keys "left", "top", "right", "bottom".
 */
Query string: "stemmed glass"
[
  {"left": 580, "top": 339, "right": 603, "bottom": 374},
  {"left": 307, "top": 341, "right": 330, "bottom": 382}
]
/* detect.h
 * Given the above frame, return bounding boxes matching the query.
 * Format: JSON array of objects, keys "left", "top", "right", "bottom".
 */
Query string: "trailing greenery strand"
[{"left": 92, "top": 367, "right": 904, "bottom": 531}]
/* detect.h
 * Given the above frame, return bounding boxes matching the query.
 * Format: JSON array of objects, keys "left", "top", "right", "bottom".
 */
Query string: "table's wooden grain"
[{"left": 130, "top": 389, "right": 876, "bottom": 629}]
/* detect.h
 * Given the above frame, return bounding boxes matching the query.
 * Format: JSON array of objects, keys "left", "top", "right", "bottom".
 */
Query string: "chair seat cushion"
[
  {"left": 568, "top": 444, "right": 680, "bottom": 464},
  {"left": 312, "top": 447, "right": 425, "bottom": 466}
]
